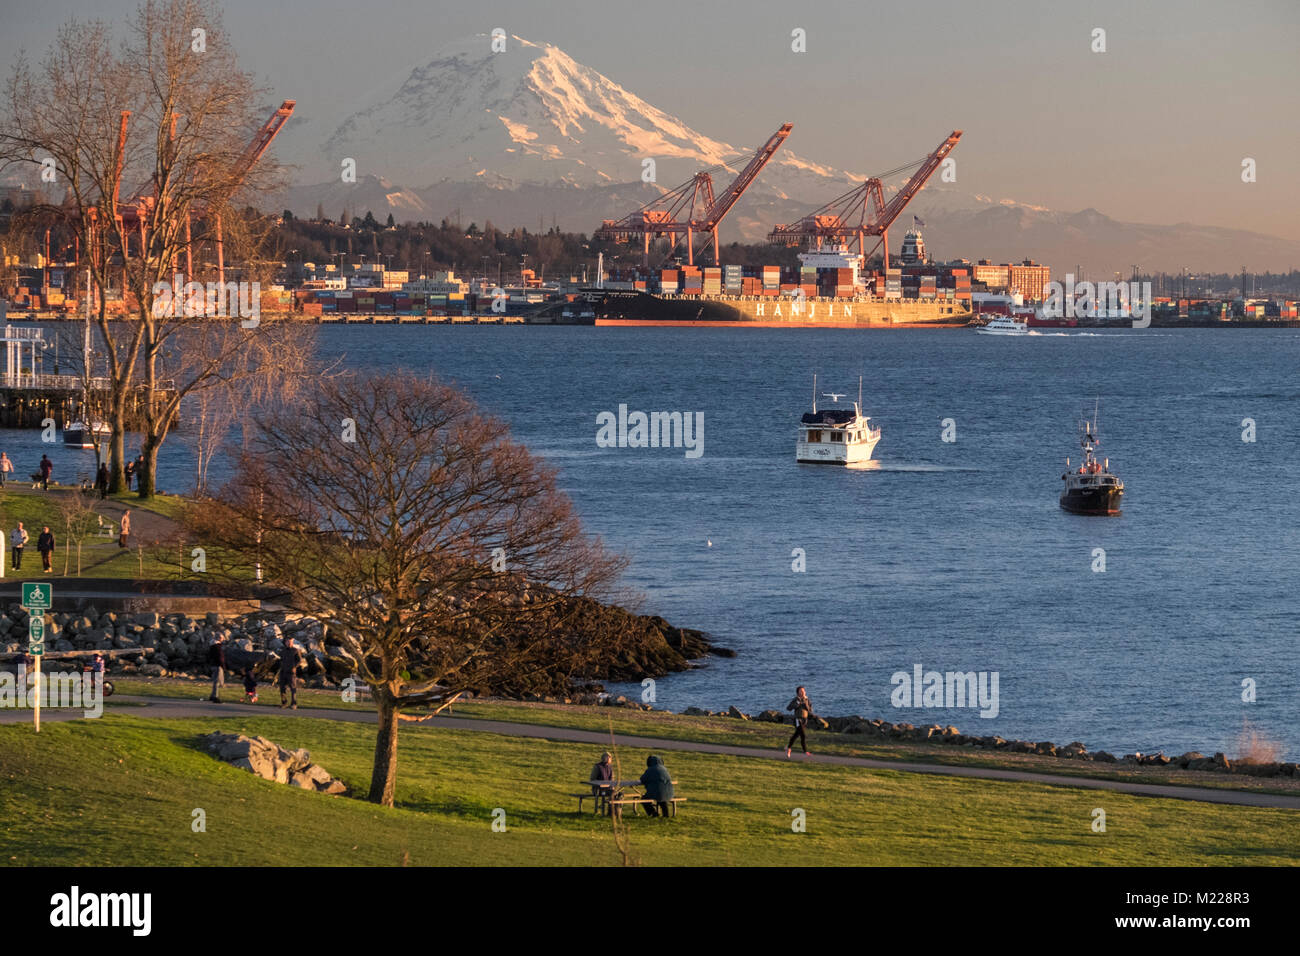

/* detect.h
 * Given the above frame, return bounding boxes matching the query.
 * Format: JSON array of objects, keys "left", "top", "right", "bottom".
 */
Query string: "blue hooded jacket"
[{"left": 640, "top": 755, "right": 674, "bottom": 802}]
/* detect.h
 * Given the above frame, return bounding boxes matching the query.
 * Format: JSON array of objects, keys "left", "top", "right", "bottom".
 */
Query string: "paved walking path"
[{"left": 8, "top": 693, "right": 1299, "bottom": 810}]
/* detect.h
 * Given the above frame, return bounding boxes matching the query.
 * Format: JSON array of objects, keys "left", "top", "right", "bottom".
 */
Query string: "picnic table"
[{"left": 573, "top": 779, "right": 685, "bottom": 818}]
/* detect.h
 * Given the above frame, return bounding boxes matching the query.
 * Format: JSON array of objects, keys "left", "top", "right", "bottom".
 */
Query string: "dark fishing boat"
[{"left": 1060, "top": 405, "right": 1123, "bottom": 515}]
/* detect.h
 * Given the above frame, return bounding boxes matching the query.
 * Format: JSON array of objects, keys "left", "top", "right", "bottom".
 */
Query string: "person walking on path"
[
  {"left": 9, "top": 521, "right": 28, "bottom": 571},
  {"left": 118, "top": 510, "right": 131, "bottom": 549},
  {"left": 278, "top": 637, "right": 302, "bottom": 709},
  {"left": 206, "top": 635, "right": 226, "bottom": 703},
  {"left": 785, "top": 686, "right": 814, "bottom": 757},
  {"left": 242, "top": 667, "right": 258, "bottom": 704},
  {"left": 95, "top": 463, "right": 109, "bottom": 500},
  {"left": 0, "top": 452, "right": 12, "bottom": 487},
  {"left": 36, "top": 526, "right": 55, "bottom": 573},
  {"left": 38, "top": 454, "right": 52, "bottom": 490}
]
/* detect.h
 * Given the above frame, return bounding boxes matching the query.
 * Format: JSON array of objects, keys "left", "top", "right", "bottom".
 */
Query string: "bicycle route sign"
[
  {"left": 28, "top": 613, "right": 44, "bottom": 655},
  {"left": 22, "top": 582, "right": 52, "bottom": 610}
]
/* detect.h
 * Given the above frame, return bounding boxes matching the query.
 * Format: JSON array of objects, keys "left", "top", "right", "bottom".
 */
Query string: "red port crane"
[
  {"left": 767, "top": 129, "right": 961, "bottom": 271},
  {"left": 103, "top": 100, "right": 295, "bottom": 285},
  {"left": 595, "top": 122, "right": 793, "bottom": 268},
  {"left": 191, "top": 99, "right": 296, "bottom": 286},
  {"left": 59, "top": 101, "right": 293, "bottom": 309}
]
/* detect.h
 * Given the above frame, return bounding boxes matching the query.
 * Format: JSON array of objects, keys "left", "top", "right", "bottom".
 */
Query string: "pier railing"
[{"left": 0, "top": 373, "right": 113, "bottom": 391}]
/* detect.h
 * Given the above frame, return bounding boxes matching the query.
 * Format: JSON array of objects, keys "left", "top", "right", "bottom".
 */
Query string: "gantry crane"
[
  {"left": 201, "top": 99, "right": 296, "bottom": 286},
  {"left": 767, "top": 130, "right": 961, "bottom": 270},
  {"left": 82, "top": 100, "right": 295, "bottom": 289},
  {"left": 595, "top": 122, "right": 793, "bottom": 267}
]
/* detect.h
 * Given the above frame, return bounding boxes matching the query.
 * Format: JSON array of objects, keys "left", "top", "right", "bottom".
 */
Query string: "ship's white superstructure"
[{"left": 796, "top": 376, "right": 881, "bottom": 465}]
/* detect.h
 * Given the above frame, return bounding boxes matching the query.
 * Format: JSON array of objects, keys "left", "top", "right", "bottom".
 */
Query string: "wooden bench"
[
  {"left": 607, "top": 796, "right": 686, "bottom": 819},
  {"left": 573, "top": 785, "right": 628, "bottom": 814},
  {"left": 572, "top": 791, "right": 607, "bottom": 814}
]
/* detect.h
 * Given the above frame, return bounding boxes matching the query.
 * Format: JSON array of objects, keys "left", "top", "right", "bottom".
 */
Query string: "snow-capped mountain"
[
  {"left": 292, "top": 33, "right": 845, "bottom": 201},
  {"left": 275, "top": 34, "right": 1300, "bottom": 274}
]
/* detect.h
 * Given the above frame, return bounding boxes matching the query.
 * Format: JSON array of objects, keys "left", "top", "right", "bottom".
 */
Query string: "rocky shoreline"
[{"left": 0, "top": 601, "right": 732, "bottom": 696}]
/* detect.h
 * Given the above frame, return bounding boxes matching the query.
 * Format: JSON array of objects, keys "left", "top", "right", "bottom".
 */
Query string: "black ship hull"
[{"left": 1059, "top": 487, "right": 1123, "bottom": 515}]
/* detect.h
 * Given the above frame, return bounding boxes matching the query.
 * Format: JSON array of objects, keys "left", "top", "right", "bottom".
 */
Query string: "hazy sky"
[{"left": 3, "top": 0, "right": 1297, "bottom": 239}]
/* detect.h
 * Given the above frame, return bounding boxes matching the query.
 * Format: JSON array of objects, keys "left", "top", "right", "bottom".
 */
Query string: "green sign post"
[{"left": 22, "top": 585, "right": 51, "bottom": 732}]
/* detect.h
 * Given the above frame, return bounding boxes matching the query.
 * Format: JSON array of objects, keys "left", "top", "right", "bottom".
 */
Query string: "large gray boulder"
[{"left": 202, "top": 731, "right": 347, "bottom": 795}]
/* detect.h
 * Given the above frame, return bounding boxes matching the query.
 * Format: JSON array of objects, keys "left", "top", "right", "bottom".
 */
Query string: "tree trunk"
[
  {"left": 108, "top": 425, "right": 127, "bottom": 494},
  {"left": 99, "top": 280, "right": 130, "bottom": 495},
  {"left": 369, "top": 691, "right": 400, "bottom": 806},
  {"left": 137, "top": 436, "right": 160, "bottom": 499}
]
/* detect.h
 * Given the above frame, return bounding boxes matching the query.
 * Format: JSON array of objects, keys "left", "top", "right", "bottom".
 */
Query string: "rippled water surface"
[{"left": 12, "top": 325, "right": 1295, "bottom": 758}]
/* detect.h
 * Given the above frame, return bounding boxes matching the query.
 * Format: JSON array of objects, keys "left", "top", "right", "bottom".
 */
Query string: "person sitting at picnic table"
[
  {"left": 590, "top": 751, "right": 614, "bottom": 796},
  {"left": 639, "top": 754, "right": 675, "bottom": 817}
]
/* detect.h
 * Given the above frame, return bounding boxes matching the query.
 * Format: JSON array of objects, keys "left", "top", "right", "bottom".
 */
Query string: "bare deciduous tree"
[
  {"left": 114, "top": 0, "right": 290, "bottom": 498},
  {"left": 0, "top": 18, "right": 146, "bottom": 491},
  {"left": 183, "top": 373, "right": 627, "bottom": 806},
  {"left": 1, "top": 1, "right": 297, "bottom": 498},
  {"left": 56, "top": 488, "right": 102, "bottom": 576},
  {"left": 156, "top": 317, "right": 316, "bottom": 497}
]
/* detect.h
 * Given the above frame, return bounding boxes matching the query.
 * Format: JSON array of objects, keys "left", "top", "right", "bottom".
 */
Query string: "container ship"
[{"left": 584, "top": 245, "right": 972, "bottom": 328}]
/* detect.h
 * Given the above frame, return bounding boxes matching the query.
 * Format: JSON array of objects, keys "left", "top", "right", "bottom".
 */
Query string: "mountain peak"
[
  {"left": 316, "top": 33, "right": 741, "bottom": 189},
  {"left": 277, "top": 35, "right": 1300, "bottom": 272}
]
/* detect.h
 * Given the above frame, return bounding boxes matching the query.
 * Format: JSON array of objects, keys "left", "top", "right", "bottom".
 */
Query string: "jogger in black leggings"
[
  {"left": 787, "top": 720, "right": 807, "bottom": 754},
  {"left": 785, "top": 685, "right": 813, "bottom": 757}
]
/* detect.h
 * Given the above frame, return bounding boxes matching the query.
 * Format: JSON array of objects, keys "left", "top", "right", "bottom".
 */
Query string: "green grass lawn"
[
  {"left": 0, "top": 487, "right": 237, "bottom": 582},
  {"left": 104, "top": 679, "right": 1300, "bottom": 797},
  {"left": 1, "top": 713, "right": 1296, "bottom": 866}
]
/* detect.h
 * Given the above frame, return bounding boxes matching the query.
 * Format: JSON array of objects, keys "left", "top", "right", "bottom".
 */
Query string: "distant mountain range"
[{"left": 243, "top": 34, "right": 1299, "bottom": 275}]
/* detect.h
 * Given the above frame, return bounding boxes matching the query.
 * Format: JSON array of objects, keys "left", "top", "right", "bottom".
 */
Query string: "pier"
[{"left": 0, "top": 326, "right": 166, "bottom": 429}]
